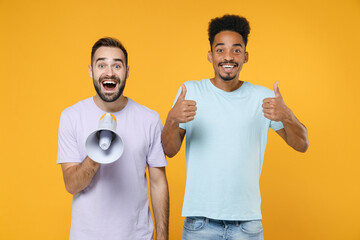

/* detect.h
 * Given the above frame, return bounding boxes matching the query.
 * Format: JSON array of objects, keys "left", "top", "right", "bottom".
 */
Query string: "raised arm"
[
  {"left": 161, "top": 84, "right": 196, "bottom": 157},
  {"left": 262, "top": 81, "right": 309, "bottom": 152},
  {"left": 161, "top": 121, "right": 186, "bottom": 158},
  {"left": 60, "top": 157, "right": 100, "bottom": 195},
  {"left": 149, "top": 167, "right": 169, "bottom": 240}
]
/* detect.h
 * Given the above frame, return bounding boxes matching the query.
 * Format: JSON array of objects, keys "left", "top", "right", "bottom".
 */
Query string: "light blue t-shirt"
[{"left": 175, "top": 79, "right": 283, "bottom": 221}]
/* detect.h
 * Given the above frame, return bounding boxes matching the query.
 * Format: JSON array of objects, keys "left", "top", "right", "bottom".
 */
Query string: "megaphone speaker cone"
[
  {"left": 99, "top": 130, "right": 112, "bottom": 150},
  {"left": 85, "top": 129, "right": 124, "bottom": 164}
]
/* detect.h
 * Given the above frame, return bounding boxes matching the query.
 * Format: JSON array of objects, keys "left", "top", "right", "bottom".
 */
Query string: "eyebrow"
[
  {"left": 95, "top": 58, "right": 124, "bottom": 64},
  {"left": 214, "top": 43, "right": 244, "bottom": 48},
  {"left": 233, "top": 43, "right": 244, "bottom": 48}
]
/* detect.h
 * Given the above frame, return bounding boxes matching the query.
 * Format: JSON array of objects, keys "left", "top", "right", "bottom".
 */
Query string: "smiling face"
[
  {"left": 89, "top": 46, "right": 129, "bottom": 102},
  {"left": 208, "top": 30, "right": 248, "bottom": 82}
]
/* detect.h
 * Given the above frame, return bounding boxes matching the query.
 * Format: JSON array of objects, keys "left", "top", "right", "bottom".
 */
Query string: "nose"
[
  {"left": 224, "top": 51, "right": 234, "bottom": 61},
  {"left": 105, "top": 66, "right": 114, "bottom": 76}
]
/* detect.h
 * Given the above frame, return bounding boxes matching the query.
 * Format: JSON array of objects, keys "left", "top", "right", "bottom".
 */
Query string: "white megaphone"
[{"left": 85, "top": 113, "right": 124, "bottom": 164}]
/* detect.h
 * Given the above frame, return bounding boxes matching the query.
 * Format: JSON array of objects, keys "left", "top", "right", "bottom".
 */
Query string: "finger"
[
  {"left": 263, "top": 98, "right": 275, "bottom": 104},
  {"left": 262, "top": 109, "right": 273, "bottom": 114},
  {"left": 185, "top": 111, "right": 196, "bottom": 117},
  {"left": 185, "top": 100, "right": 197, "bottom": 106},
  {"left": 264, "top": 112, "right": 276, "bottom": 119},
  {"left": 186, "top": 116, "right": 195, "bottom": 122},
  {"left": 181, "top": 113, "right": 195, "bottom": 123},
  {"left": 274, "top": 81, "right": 281, "bottom": 98},
  {"left": 262, "top": 104, "right": 273, "bottom": 109},
  {"left": 263, "top": 113, "right": 273, "bottom": 120},
  {"left": 184, "top": 106, "right": 197, "bottom": 112},
  {"left": 178, "top": 84, "right": 187, "bottom": 100}
]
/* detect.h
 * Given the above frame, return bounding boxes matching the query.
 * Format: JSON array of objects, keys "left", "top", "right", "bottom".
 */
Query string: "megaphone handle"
[{"left": 99, "top": 130, "right": 112, "bottom": 150}]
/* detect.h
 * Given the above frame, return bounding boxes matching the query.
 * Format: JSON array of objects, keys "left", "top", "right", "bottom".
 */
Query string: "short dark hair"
[
  {"left": 208, "top": 15, "right": 250, "bottom": 49},
  {"left": 91, "top": 37, "right": 128, "bottom": 66}
]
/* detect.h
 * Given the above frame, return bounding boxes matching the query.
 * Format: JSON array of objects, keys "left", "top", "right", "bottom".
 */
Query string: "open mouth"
[
  {"left": 219, "top": 62, "right": 238, "bottom": 73},
  {"left": 101, "top": 80, "right": 118, "bottom": 91}
]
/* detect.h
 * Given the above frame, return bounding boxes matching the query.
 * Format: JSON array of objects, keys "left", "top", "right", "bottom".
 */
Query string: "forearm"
[
  {"left": 150, "top": 174, "right": 169, "bottom": 239},
  {"left": 161, "top": 117, "right": 183, "bottom": 158},
  {"left": 282, "top": 110, "right": 309, "bottom": 152},
  {"left": 61, "top": 157, "right": 100, "bottom": 195}
]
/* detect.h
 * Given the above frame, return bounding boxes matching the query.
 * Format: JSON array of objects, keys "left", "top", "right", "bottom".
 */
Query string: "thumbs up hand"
[
  {"left": 262, "top": 81, "right": 291, "bottom": 122},
  {"left": 168, "top": 84, "right": 197, "bottom": 123}
]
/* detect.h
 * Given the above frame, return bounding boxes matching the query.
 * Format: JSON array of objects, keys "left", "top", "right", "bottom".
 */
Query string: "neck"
[
  {"left": 210, "top": 76, "right": 243, "bottom": 92},
  {"left": 93, "top": 95, "right": 128, "bottom": 113}
]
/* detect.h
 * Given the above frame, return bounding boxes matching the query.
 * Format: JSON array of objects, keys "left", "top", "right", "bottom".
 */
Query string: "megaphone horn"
[{"left": 85, "top": 113, "right": 124, "bottom": 164}]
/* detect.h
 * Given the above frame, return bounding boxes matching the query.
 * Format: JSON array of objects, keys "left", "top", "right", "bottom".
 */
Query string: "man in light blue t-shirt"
[{"left": 162, "top": 15, "right": 309, "bottom": 240}]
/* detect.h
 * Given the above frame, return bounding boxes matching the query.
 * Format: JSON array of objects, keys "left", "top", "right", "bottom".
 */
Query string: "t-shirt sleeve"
[
  {"left": 270, "top": 120, "right": 284, "bottom": 131},
  {"left": 147, "top": 115, "right": 167, "bottom": 167},
  {"left": 57, "top": 110, "right": 82, "bottom": 164},
  {"left": 172, "top": 85, "right": 186, "bottom": 130}
]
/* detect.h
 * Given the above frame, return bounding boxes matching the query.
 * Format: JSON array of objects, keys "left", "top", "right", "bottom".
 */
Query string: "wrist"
[
  {"left": 166, "top": 111, "right": 180, "bottom": 127},
  {"left": 281, "top": 107, "right": 294, "bottom": 125},
  {"left": 87, "top": 157, "right": 101, "bottom": 168},
  {"left": 156, "top": 232, "right": 168, "bottom": 240}
]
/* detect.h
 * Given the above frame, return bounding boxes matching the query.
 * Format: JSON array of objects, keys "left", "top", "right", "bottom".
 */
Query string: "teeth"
[
  {"left": 223, "top": 65, "right": 234, "bottom": 68},
  {"left": 103, "top": 81, "right": 116, "bottom": 84}
]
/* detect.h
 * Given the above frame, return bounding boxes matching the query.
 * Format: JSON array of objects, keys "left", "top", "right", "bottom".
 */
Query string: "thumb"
[
  {"left": 274, "top": 81, "right": 281, "bottom": 97},
  {"left": 179, "top": 84, "right": 187, "bottom": 100}
]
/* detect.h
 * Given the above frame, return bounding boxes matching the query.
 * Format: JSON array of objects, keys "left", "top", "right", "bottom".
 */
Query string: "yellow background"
[{"left": 1, "top": 0, "right": 359, "bottom": 239}]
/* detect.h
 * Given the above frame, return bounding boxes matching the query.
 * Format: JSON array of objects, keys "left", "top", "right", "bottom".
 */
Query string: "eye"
[
  {"left": 234, "top": 49, "right": 241, "bottom": 53},
  {"left": 114, "top": 65, "right": 121, "bottom": 69},
  {"left": 98, "top": 64, "right": 105, "bottom": 68},
  {"left": 216, "top": 49, "right": 223, "bottom": 53}
]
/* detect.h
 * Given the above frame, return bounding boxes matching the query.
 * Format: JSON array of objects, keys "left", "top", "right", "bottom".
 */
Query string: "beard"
[
  {"left": 218, "top": 61, "right": 238, "bottom": 81},
  {"left": 219, "top": 73, "right": 237, "bottom": 81},
  {"left": 93, "top": 74, "right": 126, "bottom": 102}
]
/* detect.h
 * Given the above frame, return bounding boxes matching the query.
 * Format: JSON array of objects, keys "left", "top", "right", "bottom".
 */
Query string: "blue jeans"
[{"left": 182, "top": 217, "right": 264, "bottom": 240}]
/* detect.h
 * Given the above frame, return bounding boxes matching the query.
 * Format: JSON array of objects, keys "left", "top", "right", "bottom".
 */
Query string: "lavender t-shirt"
[{"left": 57, "top": 97, "right": 167, "bottom": 240}]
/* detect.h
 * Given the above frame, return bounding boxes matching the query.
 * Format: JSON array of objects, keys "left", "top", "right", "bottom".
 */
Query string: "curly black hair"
[{"left": 208, "top": 15, "right": 250, "bottom": 49}]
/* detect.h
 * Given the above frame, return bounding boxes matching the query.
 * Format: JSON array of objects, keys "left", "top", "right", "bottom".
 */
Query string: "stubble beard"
[
  {"left": 93, "top": 75, "right": 126, "bottom": 103},
  {"left": 219, "top": 74, "right": 237, "bottom": 81},
  {"left": 218, "top": 61, "right": 239, "bottom": 81}
]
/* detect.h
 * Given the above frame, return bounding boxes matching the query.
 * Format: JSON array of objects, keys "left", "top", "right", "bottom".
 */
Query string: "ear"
[
  {"left": 126, "top": 65, "right": 130, "bottom": 79},
  {"left": 244, "top": 52, "right": 249, "bottom": 63},
  {"left": 88, "top": 65, "right": 93, "bottom": 78},
  {"left": 207, "top": 50, "right": 213, "bottom": 63}
]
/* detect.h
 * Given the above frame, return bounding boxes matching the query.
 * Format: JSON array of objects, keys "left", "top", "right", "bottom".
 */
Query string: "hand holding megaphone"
[{"left": 85, "top": 113, "right": 124, "bottom": 164}]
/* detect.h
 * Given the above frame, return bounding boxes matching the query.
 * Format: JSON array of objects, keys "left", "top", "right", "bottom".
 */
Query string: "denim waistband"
[{"left": 203, "top": 217, "right": 241, "bottom": 227}]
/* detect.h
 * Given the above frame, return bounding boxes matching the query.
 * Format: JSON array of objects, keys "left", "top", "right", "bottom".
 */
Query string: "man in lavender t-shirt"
[{"left": 57, "top": 37, "right": 169, "bottom": 240}]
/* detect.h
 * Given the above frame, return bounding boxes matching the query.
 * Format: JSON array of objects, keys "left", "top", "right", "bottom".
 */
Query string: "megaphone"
[{"left": 85, "top": 113, "right": 124, "bottom": 164}]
